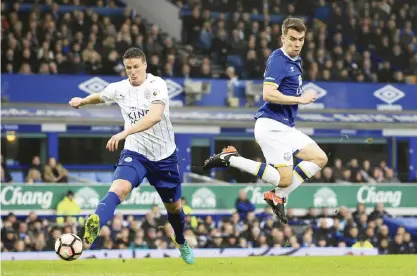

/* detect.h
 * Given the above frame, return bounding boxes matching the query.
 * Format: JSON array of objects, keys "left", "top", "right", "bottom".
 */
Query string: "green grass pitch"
[{"left": 2, "top": 255, "right": 417, "bottom": 276}]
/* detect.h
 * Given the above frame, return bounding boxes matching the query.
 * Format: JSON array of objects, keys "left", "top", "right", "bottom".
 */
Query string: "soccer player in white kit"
[
  {"left": 69, "top": 47, "right": 195, "bottom": 264},
  {"left": 203, "top": 18, "right": 328, "bottom": 224}
]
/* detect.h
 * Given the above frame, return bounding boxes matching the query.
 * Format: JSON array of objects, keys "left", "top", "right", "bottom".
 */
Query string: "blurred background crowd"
[
  {"left": 2, "top": 0, "right": 417, "bottom": 83},
  {"left": 2, "top": 196, "right": 416, "bottom": 254}
]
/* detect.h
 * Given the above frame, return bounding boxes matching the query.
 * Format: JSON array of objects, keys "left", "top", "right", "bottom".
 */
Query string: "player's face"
[
  {"left": 123, "top": 57, "right": 147, "bottom": 86},
  {"left": 281, "top": 29, "right": 305, "bottom": 58}
]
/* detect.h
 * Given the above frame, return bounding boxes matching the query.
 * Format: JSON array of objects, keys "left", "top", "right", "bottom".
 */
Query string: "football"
[{"left": 55, "top": 233, "right": 83, "bottom": 261}]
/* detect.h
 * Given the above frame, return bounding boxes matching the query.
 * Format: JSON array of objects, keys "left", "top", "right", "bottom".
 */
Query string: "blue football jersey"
[{"left": 255, "top": 48, "right": 303, "bottom": 127}]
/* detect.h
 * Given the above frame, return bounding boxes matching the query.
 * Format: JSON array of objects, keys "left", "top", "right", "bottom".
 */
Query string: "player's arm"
[
  {"left": 262, "top": 55, "right": 315, "bottom": 105},
  {"left": 124, "top": 102, "right": 164, "bottom": 135},
  {"left": 82, "top": 93, "right": 105, "bottom": 105},
  {"left": 263, "top": 84, "right": 304, "bottom": 105},
  {"left": 263, "top": 84, "right": 316, "bottom": 105},
  {"left": 69, "top": 84, "right": 114, "bottom": 108}
]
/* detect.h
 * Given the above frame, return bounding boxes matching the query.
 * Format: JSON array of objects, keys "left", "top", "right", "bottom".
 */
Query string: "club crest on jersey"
[
  {"left": 283, "top": 152, "right": 292, "bottom": 161},
  {"left": 152, "top": 90, "right": 159, "bottom": 96},
  {"left": 124, "top": 157, "right": 133, "bottom": 162}
]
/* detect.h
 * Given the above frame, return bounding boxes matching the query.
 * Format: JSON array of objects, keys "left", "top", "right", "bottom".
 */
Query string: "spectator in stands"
[
  {"left": 235, "top": 189, "right": 255, "bottom": 220},
  {"left": 25, "top": 156, "right": 43, "bottom": 180},
  {"left": 338, "top": 169, "right": 352, "bottom": 183},
  {"left": 332, "top": 159, "right": 344, "bottom": 181},
  {"left": 321, "top": 167, "right": 335, "bottom": 183},
  {"left": 369, "top": 203, "right": 390, "bottom": 221},
  {"left": 352, "top": 235, "right": 374, "bottom": 248},
  {"left": 384, "top": 168, "right": 400, "bottom": 183},
  {"left": 1, "top": 154, "right": 12, "bottom": 183},
  {"left": 25, "top": 169, "right": 43, "bottom": 184},
  {"left": 181, "top": 197, "right": 198, "bottom": 228},
  {"left": 403, "top": 232, "right": 417, "bottom": 254},
  {"left": 43, "top": 157, "right": 68, "bottom": 183},
  {"left": 56, "top": 190, "right": 82, "bottom": 225},
  {"left": 389, "top": 234, "right": 408, "bottom": 254},
  {"left": 352, "top": 203, "right": 366, "bottom": 224}
]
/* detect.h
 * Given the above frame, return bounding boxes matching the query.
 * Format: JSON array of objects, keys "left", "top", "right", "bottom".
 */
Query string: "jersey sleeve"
[
  {"left": 149, "top": 79, "right": 169, "bottom": 105},
  {"left": 263, "top": 54, "right": 285, "bottom": 87},
  {"left": 99, "top": 83, "right": 116, "bottom": 103}
]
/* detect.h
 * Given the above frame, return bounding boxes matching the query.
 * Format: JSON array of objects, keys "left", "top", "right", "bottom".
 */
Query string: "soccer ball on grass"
[{"left": 55, "top": 233, "right": 83, "bottom": 261}]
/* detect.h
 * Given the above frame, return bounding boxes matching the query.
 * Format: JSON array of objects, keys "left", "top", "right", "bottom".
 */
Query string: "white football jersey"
[{"left": 99, "top": 73, "right": 176, "bottom": 161}]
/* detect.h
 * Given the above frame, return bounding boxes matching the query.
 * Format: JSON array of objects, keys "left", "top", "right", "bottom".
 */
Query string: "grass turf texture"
[{"left": 2, "top": 255, "right": 417, "bottom": 276}]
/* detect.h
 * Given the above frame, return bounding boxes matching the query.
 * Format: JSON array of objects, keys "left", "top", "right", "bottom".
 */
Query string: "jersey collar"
[{"left": 280, "top": 47, "right": 300, "bottom": 62}]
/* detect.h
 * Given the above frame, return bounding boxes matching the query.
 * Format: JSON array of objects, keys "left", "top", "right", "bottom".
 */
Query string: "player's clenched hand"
[
  {"left": 69, "top": 97, "right": 84, "bottom": 109},
  {"left": 106, "top": 131, "right": 129, "bottom": 152},
  {"left": 299, "top": 90, "right": 316, "bottom": 104}
]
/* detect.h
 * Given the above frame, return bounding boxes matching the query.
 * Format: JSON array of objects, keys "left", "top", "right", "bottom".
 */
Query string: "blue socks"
[
  {"left": 94, "top": 192, "right": 121, "bottom": 227},
  {"left": 95, "top": 192, "right": 186, "bottom": 245},
  {"left": 168, "top": 209, "right": 186, "bottom": 244}
]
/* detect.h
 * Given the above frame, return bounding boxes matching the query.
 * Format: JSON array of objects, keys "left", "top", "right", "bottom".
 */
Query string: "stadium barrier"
[
  {"left": 1, "top": 247, "right": 378, "bottom": 261},
  {"left": 1, "top": 183, "right": 417, "bottom": 216}
]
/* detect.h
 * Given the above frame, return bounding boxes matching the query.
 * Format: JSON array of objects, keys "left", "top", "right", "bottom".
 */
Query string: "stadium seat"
[
  {"left": 11, "top": 172, "right": 24, "bottom": 183},
  {"left": 96, "top": 172, "right": 114, "bottom": 183},
  {"left": 75, "top": 172, "right": 97, "bottom": 182}
]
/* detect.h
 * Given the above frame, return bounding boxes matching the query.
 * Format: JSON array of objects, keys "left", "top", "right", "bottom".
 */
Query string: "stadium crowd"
[
  {"left": 1, "top": 200, "right": 416, "bottom": 254},
  {"left": 2, "top": 0, "right": 417, "bottom": 83},
  {"left": 2, "top": 153, "right": 409, "bottom": 184},
  {"left": 177, "top": 0, "right": 417, "bottom": 82}
]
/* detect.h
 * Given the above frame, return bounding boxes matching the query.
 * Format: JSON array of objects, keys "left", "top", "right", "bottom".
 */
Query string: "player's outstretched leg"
[
  {"left": 84, "top": 179, "right": 131, "bottom": 244},
  {"left": 203, "top": 146, "right": 282, "bottom": 187},
  {"left": 203, "top": 146, "right": 240, "bottom": 169}
]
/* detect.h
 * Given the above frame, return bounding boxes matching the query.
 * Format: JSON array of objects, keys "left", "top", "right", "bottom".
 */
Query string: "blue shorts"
[{"left": 113, "top": 150, "right": 182, "bottom": 203}]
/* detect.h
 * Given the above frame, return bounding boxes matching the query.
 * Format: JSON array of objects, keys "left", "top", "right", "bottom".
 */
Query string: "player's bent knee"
[
  {"left": 109, "top": 179, "right": 132, "bottom": 202},
  {"left": 316, "top": 152, "right": 328, "bottom": 168},
  {"left": 280, "top": 175, "right": 292, "bottom": 187},
  {"left": 277, "top": 166, "right": 293, "bottom": 187}
]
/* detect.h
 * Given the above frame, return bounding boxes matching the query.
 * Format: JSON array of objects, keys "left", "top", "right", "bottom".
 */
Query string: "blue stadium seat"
[
  {"left": 69, "top": 172, "right": 80, "bottom": 179},
  {"left": 96, "top": 172, "right": 114, "bottom": 183},
  {"left": 78, "top": 172, "right": 98, "bottom": 182},
  {"left": 11, "top": 172, "right": 24, "bottom": 183}
]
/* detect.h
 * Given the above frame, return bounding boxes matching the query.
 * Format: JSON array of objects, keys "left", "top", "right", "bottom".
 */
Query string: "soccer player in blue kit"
[
  {"left": 203, "top": 18, "right": 328, "bottom": 223},
  {"left": 69, "top": 48, "right": 194, "bottom": 264}
]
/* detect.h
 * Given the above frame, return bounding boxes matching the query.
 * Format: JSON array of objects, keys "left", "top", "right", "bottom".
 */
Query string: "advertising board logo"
[
  {"left": 78, "top": 77, "right": 110, "bottom": 95},
  {"left": 356, "top": 186, "right": 402, "bottom": 207},
  {"left": 165, "top": 79, "right": 184, "bottom": 107},
  {"left": 299, "top": 82, "right": 326, "bottom": 110},
  {"left": 191, "top": 187, "right": 216, "bottom": 208},
  {"left": 165, "top": 79, "right": 183, "bottom": 98},
  {"left": 374, "top": 85, "right": 404, "bottom": 111},
  {"left": 74, "top": 187, "right": 100, "bottom": 209},
  {"left": 0, "top": 186, "right": 53, "bottom": 209},
  {"left": 313, "top": 187, "right": 338, "bottom": 208}
]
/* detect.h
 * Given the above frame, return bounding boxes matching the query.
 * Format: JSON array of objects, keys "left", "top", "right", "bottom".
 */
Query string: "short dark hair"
[
  {"left": 123, "top": 47, "right": 146, "bottom": 60},
  {"left": 282, "top": 17, "right": 306, "bottom": 35}
]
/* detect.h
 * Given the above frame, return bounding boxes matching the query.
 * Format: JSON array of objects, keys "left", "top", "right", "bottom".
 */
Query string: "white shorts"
[{"left": 254, "top": 118, "right": 316, "bottom": 167}]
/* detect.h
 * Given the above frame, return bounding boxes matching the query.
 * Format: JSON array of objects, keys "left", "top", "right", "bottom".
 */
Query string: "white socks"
[
  {"left": 275, "top": 161, "right": 322, "bottom": 198},
  {"left": 228, "top": 156, "right": 322, "bottom": 198},
  {"left": 229, "top": 156, "right": 281, "bottom": 186}
]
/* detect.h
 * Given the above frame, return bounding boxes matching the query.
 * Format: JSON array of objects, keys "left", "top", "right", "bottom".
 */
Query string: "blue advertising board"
[{"left": 2, "top": 75, "right": 417, "bottom": 110}]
